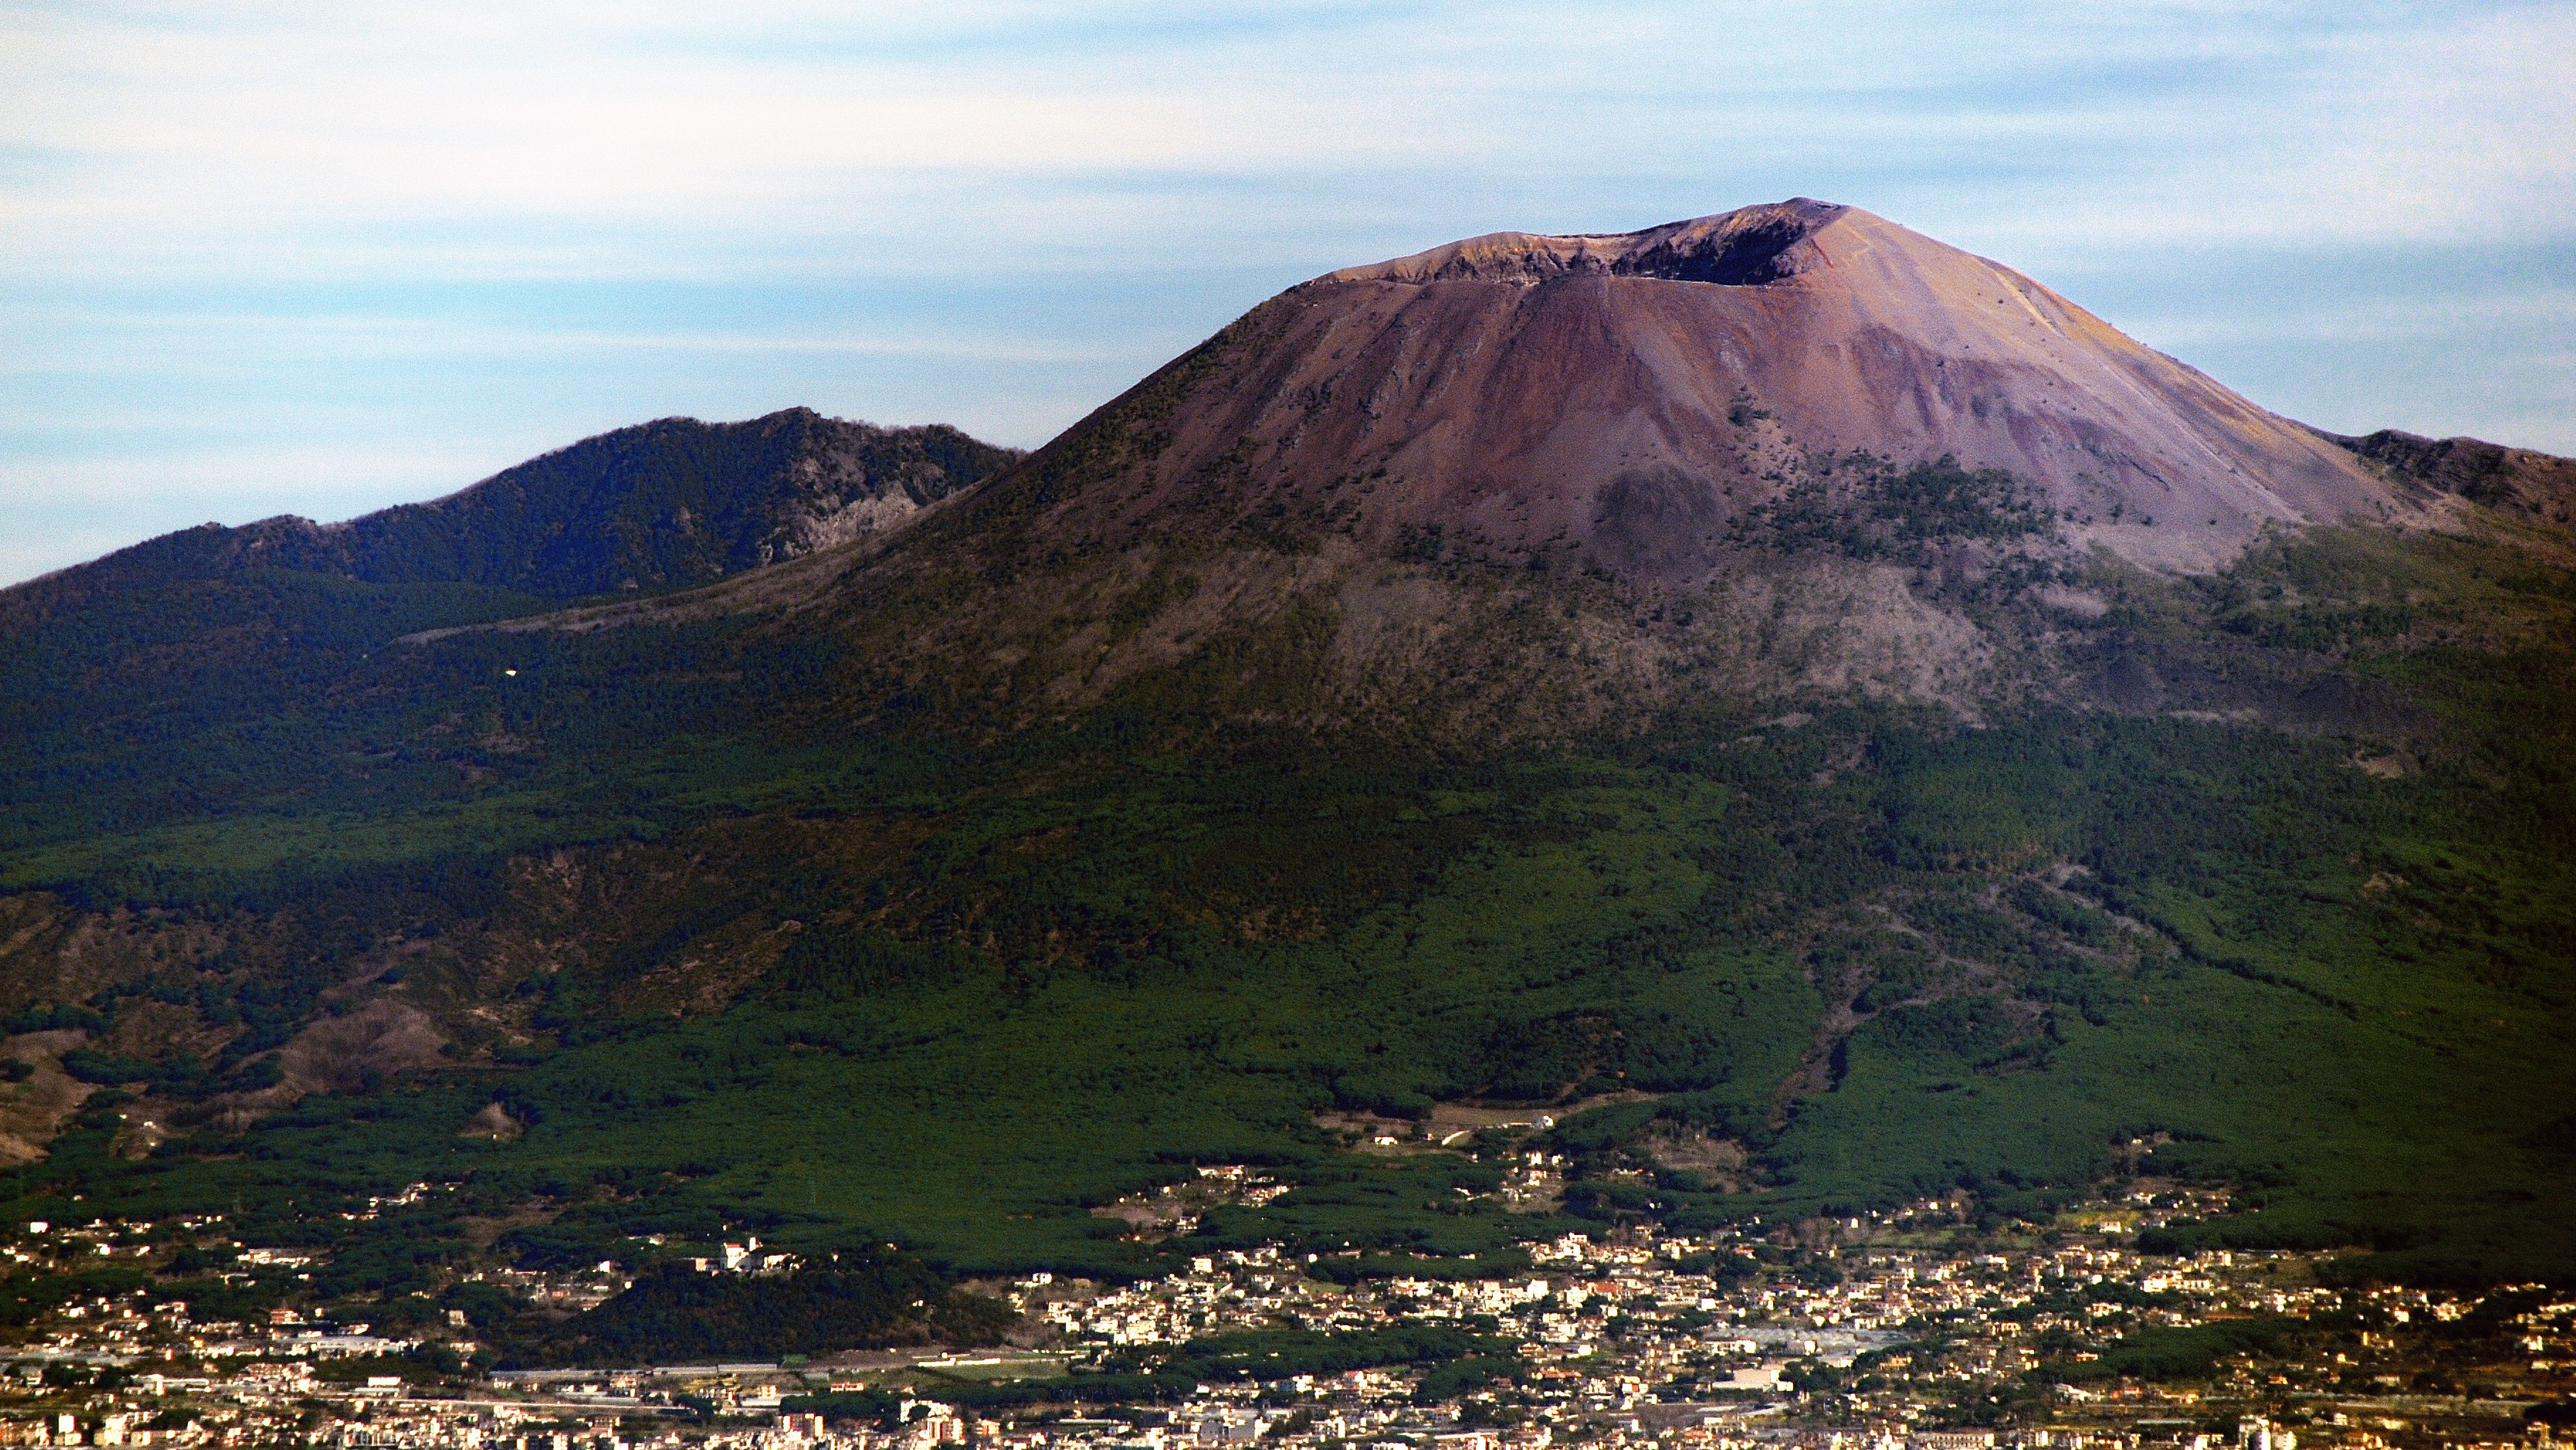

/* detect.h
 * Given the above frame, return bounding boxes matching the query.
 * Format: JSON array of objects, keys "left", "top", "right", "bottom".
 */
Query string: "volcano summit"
[{"left": 1262, "top": 198, "right": 2401, "bottom": 575}]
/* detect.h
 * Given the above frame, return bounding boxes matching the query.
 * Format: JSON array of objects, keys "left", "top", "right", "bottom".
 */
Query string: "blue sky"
[{"left": 4, "top": 0, "right": 2570, "bottom": 586}]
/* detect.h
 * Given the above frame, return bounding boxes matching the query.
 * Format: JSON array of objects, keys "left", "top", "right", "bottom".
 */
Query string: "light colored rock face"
[
  {"left": 753, "top": 425, "right": 987, "bottom": 566},
  {"left": 1102, "top": 199, "right": 2409, "bottom": 576}
]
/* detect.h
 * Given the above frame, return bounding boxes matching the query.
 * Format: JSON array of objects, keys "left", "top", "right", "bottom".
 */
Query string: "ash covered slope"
[
  {"left": 1159, "top": 199, "right": 2402, "bottom": 576},
  {"left": 1, "top": 408, "right": 1018, "bottom": 632}
]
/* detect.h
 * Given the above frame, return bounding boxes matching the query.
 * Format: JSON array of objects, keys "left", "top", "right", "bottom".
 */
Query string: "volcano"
[
  {"left": 1064, "top": 197, "right": 2407, "bottom": 578},
  {"left": 2, "top": 201, "right": 2573, "bottom": 1294},
  {"left": 520, "top": 200, "right": 2438, "bottom": 733}
]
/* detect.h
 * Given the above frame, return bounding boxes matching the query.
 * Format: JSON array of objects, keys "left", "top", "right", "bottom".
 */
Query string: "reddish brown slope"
[{"left": 1073, "top": 199, "right": 2406, "bottom": 576}]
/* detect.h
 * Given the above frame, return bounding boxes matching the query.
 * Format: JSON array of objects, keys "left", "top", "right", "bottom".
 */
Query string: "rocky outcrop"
[{"left": 2334, "top": 428, "right": 2576, "bottom": 530}]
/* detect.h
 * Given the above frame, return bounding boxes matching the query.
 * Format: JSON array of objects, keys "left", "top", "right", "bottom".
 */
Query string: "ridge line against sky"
[{"left": 3, "top": 0, "right": 2572, "bottom": 587}]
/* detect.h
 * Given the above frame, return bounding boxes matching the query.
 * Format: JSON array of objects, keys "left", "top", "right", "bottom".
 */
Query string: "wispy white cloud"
[
  {"left": 0, "top": 304, "right": 1132, "bottom": 369},
  {"left": 1, "top": 0, "right": 2570, "bottom": 583},
  {"left": 9, "top": 1, "right": 2568, "bottom": 281},
  {"left": 0, "top": 442, "right": 478, "bottom": 509},
  {"left": 2111, "top": 284, "right": 2576, "bottom": 351},
  {"left": 0, "top": 441, "right": 499, "bottom": 584}
]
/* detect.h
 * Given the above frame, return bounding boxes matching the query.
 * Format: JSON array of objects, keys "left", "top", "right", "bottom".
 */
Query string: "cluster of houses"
[{"left": 0, "top": 1185, "right": 2558, "bottom": 1450}]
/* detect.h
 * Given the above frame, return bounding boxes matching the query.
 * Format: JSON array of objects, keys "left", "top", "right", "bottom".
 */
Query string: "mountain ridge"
[
  {"left": 2331, "top": 425, "right": 2576, "bottom": 530},
  {"left": 0, "top": 407, "right": 1021, "bottom": 634}
]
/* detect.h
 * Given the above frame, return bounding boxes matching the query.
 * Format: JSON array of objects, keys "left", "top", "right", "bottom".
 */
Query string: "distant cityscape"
[{"left": 0, "top": 1176, "right": 2563, "bottom": 1450}]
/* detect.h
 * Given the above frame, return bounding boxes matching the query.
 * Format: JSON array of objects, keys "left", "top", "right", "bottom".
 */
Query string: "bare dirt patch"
[
  {"left": 455, "top": 1202, "right": 564, "bottom": 1251},
  {"left": 460, "top": 1101, "right": 525, "bottom": 1142},
  {"left": 1317, "top": 1090, "right": 1662, "bottom": 1153},
  {"left": 1639, "top": 1124, "right": 1766, "bottom": 1193},
  {"left": 277, "top": 999, "right": 450, "bottom": 1095},
  {"left": 0, "top": 1030, "right": 96, "bottom": 1164},
  {"left": 1086, "top": 1166, "right": 1287, "bottom": 1238}
]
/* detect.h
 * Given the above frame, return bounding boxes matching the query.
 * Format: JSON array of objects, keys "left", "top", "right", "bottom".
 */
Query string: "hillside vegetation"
[{"left": 0, "top": 505, "right": 2568, "bottom": 1294}]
